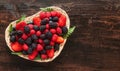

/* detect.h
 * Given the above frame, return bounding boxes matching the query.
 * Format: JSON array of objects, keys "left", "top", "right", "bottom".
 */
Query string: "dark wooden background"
[{"left": 0, "top": 0, "right": 120, "bottom": 71}]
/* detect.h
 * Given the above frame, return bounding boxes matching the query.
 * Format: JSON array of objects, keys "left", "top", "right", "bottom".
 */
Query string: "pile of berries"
[{"left": 9, "top": 10, "right": 68, "bottom": 60}]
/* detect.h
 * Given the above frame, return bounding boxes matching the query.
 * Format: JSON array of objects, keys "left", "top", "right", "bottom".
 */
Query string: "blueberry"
[
  {"left": 40, "top": 34, "right": 46, "bottom": 39},
  {"left": 44, "top": 45, "right": 52, "bottom": 50},
  {"left": 41, "top": 18, "right": 49, "bottom": 25},
  {"left": 45, "top": 31, "right": 52, "bottom": 39},
  {"left": 33, "top": 25, "right": 39, "bottom": 31},
  {"left": 31, "top": 43, "right": 37, "bottom": 49},
  {"left": 22, "top": 51, "right": 28, "bottom": 55},
  {"left": 54, "top": 44, "right": 60, "bottom": 51},
  {"left": 31, "top": 34, "right": 38, "bottom": 40},
  {"left": 39, "top": 25, "right": 46, "bottom": 31},
  {"left": 52, "top": 17, "right": 59, "bottom": 22},
  {"left": 24, "top": 26, "right": 30, "bottom": 34},
  {"left": 18, "top": 38, "right": 24, "bottom": 44},
  {"left": 27, "top": 48, "right": 33, "bottom": 54},
  {"left": 49, "top": 17, "right": 53, "bottom": 21},
  {"left": 49, "top": 22, "right": 57, "bottom": 28},
  {"left": 10, "top": 36, "right": 16, "bottom": 42},
  {"left": 16, "top": 30, "right": 23, "bottom": 37},
  {"left": 10, "top": 31, "right": 16, "bottom": 36},
  {"left": 62, "top": 27, "right": 68, "bottom": 34},
  {"left": 25, "top": 37, "right": 32, "bottom": 45},
  {"left": 43, "top": 39, "right": 50, "bottom": 45},
  {"left": 39, "top": 49, "right": 46, "bottom": 54},
  {"left": 12, "top": 27, "right": 16, "bottom": 31}
]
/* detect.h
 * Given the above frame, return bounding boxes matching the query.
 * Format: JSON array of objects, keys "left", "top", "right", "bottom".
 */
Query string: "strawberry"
[
  {"left": 21, "top": 33, "right": 28, "bottom": 40},
  {"left": 58, "top": 15, "right": 66, "bottom": 27},
  {"left": 30, "top": 29, "right": 36, "bottom": 35},
  {"left": 28, "top": 24, "right": 33, "bottom": 30},
  {"left": 56, "top": 27, "right": 62, "bottom": 35},
  {"left": 22, "top": 44, "right": 29, "bottom": 51},
  {"left": 50, "top": 29, "right": 56, "bottom": 34},
  {"left": 28, "top": 49, "right": 38, "bottom": 60},
  {"left": 36, "top": 44, "right": 43, "bottom": 51},
  {"left": 41, "top": 54, "right": 47, "bottom": 60},
  {"left": 47, "top": 48, "right": 54, "bottom": 58},
  {"left": 36, "top": 31, "right": 41, "bottom": 37},
  {"left": 16, "top": 21, "right": 27, "bottom": 31},
  {"left": 40, "top": 11, "right": 46, "bottom": 19},
  {"left": 11, "top": 42, "right": 23, "bottom": 52},
  {"left": 46, "top": 12, "right": 51, "bottom": 18},
  {"left": 51, "top": 11, "right": 57, "bottom": 17},
  {"left": 56, "top": 36, "right": 64, "bottom": 43},
  {"left": 51, "top": 34, "right": 58, "bottom": 42},
  {"left": 50, "top": 41, "right": 55, "bottom": 46},
  {"left": 33, "top": 17, "right": 41, "bottom": 26},
  {"left": 56, "top": 11, "right": 62, "bottom": 17}
]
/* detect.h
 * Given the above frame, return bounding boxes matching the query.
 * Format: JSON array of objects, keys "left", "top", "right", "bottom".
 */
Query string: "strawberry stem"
[{"left": 16, "top": 15, "right": 26, "bottom": 23}]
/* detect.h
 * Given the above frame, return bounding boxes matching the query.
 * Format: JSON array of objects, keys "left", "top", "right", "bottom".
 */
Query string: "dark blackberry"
[
  {"left": 16, "top": 30, "right": 23, "bottom": 37},
  {"left": 31, "top": 34, "right": 38, "bottom": 40},
  {"left": 12, "top": 27, "right": 16, "bottom": 31},
  {"left": 25, "top": 37, "right": 32, "bottom": 45},
  {"left": 62, "top": 27, "right": 68, "bottom": 34},
  {"left": 39, "top": 49, "right": 46, "bottom": 54},
  {"left": 27, "top": 48, "right": 33, "bottom": 54},
  {"left": 10, "top": 31, "right": 16, "bottom": 36},
  {"left": 10, "top": 36, "right": 16, "bottom": 42},
  {"left": 39, "top": 25, "right": 46, "bottom": 31},
  {"left": 41, "top": 18, "right": 49, "bottom": 25},
  {"left": 18, "top": 38, "right": 24, "bottom": 44},
  {"left": 54, "top": 44, "right": 60, "bottom": 51},
  {"left": 49, "top": 17, "right": 53, "bottom": 21},
  {"left": 52, "top": 17, "right": 59, "bottom": 22},
  {"left": 45, "top": 31, "right": 52, "bottom": 39},
  {"left": 24, "top": 26, "right": 30, "bottom": 34},
  {"left": 44, "top": 45, "right": 52, "bottom": 50},
  {"left": 49, "top": 22, "right": 57, "bottom": 28},
  {"left": 40, "top": 34, "right": 46, "bottom": 39},
  {"left": 33, "top": 25, "right": 39, "bottom": 31},
  {"left": 22, "top": 51, "right": 28, "bottom": 55},
  {"left": 43, "top": 39, "right": 50, "bottom": 45},
  {"left": 31, "top": 43, "right": 37, "bottom": 49}
]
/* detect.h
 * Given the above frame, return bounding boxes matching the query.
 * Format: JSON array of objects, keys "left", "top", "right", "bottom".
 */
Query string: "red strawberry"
[
  {"left": 56, "top": 36, "right": 64, "bottom": 43},
  {"left": 36, "top": 44, "right": 43, "bottom": 51},
  {"left": 51, "top": 11, "right": 57, "bottom": 17},
  {"left": 33, "top": 17, "right": 41, "bottom": 26},
  {"left": 38, "top": 39, "right": 43, "bottom": 44},
  {"left": 11, "top": 42, "right": 23, "bottom": 52},
  {"left": 22, "top": 44, "right": 29, "bottom": 51},
  {"left": 51, "top": 34, "right": 58, "bottom": 42},
  {"left": 47, "top": 48, "right": 54, "bottom": 58},
  {"left": 58, "top": 15, "right": 66, "bottom": 27},
  {"left": 40, "top": 11, "right": 46, "bottom": 19},
  {"left": 22, "top": 34, "right": 28, "bottom": 40},
  {"left": 50, "top": 29, "right": 56, "bottom": 34},
  {"left": 50, "top": 41, "right": 55, "bottom": 46},
  {"left": 16, "top": 21, "right": 27, "bottom": 31},
  {"left": 28, "top": 24, "right": 33, "bottom": 30},
  {"left": 28, "top": 49, "right": 38, "bottom": 60},
  {"left": 46, "top": 24, "right": 50, "bottom": 29},
  {"left": 56, "top": 27, "right": 62, "bottom": 35},
  {"left": 56, "top": 11, "right": 62, "bottom": 17},
  {"left": 46, "top": 12, "right": 51, "bottom": 18},
  {"left": 36, "top": 31, "right": 41, "bottom": 37},
  {"left": 41, "top": 54, "right": 47, "bottom": 60},
  {"left": 30, "top": 29, "right": 36, "bottom": 35}
]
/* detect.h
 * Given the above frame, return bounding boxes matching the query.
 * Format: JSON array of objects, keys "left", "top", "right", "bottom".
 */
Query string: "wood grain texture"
[{"left": 0, "top": 0, "right": 120, "bottom": 71}]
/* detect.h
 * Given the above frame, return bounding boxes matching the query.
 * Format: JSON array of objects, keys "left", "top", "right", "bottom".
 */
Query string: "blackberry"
[
  {"left": 62, "top": 27, "right": 68, "bottom": 34},
  {"left": 52, "top": 17, "right": 59, "bottom": 22},
  {"left": 22, "top": 51, "right": 28, "bottom": 55},
  {"left": 10, "top": 31, "right": 16, "bottom": 36},
  {"left": 12, "top": 27, "right": 16, "bottom": 31},
  {"left": 43, "top": 39, "right": 50, "bottom": 45},
  {"left": 31, "top": 43, "right": 37, "bottom": 49},
  {"left": 39, "top": 25, "right": 46, "bottom": 31},
  {"left": 25, "top": 37, "right": 32, "bottom": 45},
  {"left": 49, "top": 22, "right": 57, "bottom": 28},
  {"left": 31, "top": 34, "right": 38, "bottom": 40},
  {"left": 54, "top": 44, "right": 60, "bottom": 51},
  {"left": 41, "top": 18, "right": 49, "bottom": 25},
  {"left": 39, "top": 49, "right": 46, "bottom": 54},
  {"left": 33, "top": 25, "right": 39, "bottom": 31},
  {"left": 27, "top": 48, "right": 33, "bottom": 54},
  {"left": 44, "top": 45, "right": 52, "bottom": 50},
  {"left": 40, "top": 34, "right": 46, "bottom": 39},
  {"left": 10, "top": 36, "right": 16, "bottom": 42},
  {"left": 45, "top": 31, "right": 52, "bottom": 39},
  {"left": 18, "top": 38, "right": 24, "bottom": 44},
  {"left": 49, "top": 17, "right": 53, "bottom": 21},
  {"left": 24, "top": 26, "right": 30, "bottom": 34},
  {"left": 16, "top": 30, "right": 23, "bottom": 37}
]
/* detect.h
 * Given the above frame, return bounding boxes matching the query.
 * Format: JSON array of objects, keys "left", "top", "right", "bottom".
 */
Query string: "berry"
[
  {"left": 40, "top": 49, "right": 46, "bottom": 54},
  {"left": 36, "top": 31, "right": 41, "bottom": 37},
  {"left": 33, "top": 17, "right": 41, "bottom": 26},
  {"left": 44, "top": 45, "right": 52, "bottom": 50},
  {"left": 12, "top": 27, "right": 16, "bottom": 31},
  {"left": 41, "top": 54, "right": 47, "bottom": 60},
  {"left": 27, "top": 48, "right": 33, "bottom": 54},
  {"left": 43, "top": 29, "right": 49, "bottom": 34},
  {"left": 28, "top": 24, "right": 33, "bottom": 30},
  {"left": 10, "top": 36, "right": 16, "bottom": 42},
  {"left": 31, "top": 34, "right": 38, "bottom": 40},
  {"left": 56, "top": 27, "right": 62, "bottom": 35},
  {"left": 50, "top": 41, "right": 55, "bottom": 46},
  {"left": 51, "top": 11, "right": 57, "bottom": 17},
  {"left": 50, "top": 29, "right": 56, "bottom": 34},
  {"left": 18, "top": 38, "right": 24, "bottom": 44},
  {"left": 58, "top": 15, "right": 66, "bottom": 27},
  {"left": 10, "top": 31, "right": 16, "bottom": 36},
  {"left": 11, "top": 42, "right": 23, "bottom": 52},
  {"left": 38, "top": 39, "right": 43, "bottom": 44},
  {"left": 24, "top": 26, "right": 30, "bottom": 34},
  {"left": 56, "top": 11, "right": 62, "bottom": 17},
  {"left": 28, "top": 49, "right": 38, "bottom": 60},
  {"left": 33, "top": 25, "right": 39, "bottom": 31},
  {"left": 47, "top": 48, "right": 54, "bottom": 58},
  {"left": 46, "top": 12, "right": 51, "bottom": 18},
  {"left": 46, "top": 24, "right": 49, "bottom": 29},
  {"left": 39, "top": 25, "right": 46, "bottom": 31},
  {"left": 25, "top": 37, "right": 32, "bottom": 45},
  {"left": 45, "top": 31, "right": 52, "bottom": 39},
  {"left": 22, "top": 33, "right": 28, "bottom": 40},
  {"left": 43, "top": 39, "right": 50, "bottom": 45},
  {"left": 30, "top": 29, "right": 36, "bottom": 35},
  {"left": 62, "top": 26, "right": 68, "bottom": 34},
  {"left": 23, "top": 44, "right": 29, "bottom": 51},
  {"left": 41, "top": 18, "right": 49, "bottom": 25},
  {"left": 22, "top": 51, "right": 28, "bottom": 55},
  {"left": 49, "top": 22, "right": 58, "bottom": 28},
  {"left": 40, "top": 34, "right": 46, "bottom": 39},
  {"left": 36, "top": 44, "right": 43, "bottom": 51},
  {"left": 16, "top": 21, "right": 27, "bottom": 31},
  {"left": 51, "top": 34, "right": 58, "bottom": 42},
  {"left": 31, "top": 43, "right": 37, "bottom": 49},
  {"left": 52, "top": 17, "right": 59, "bottom": 22},
  {"left": 56, "top": 36, "right": 64, "bottom": 43},
  {"left": 40, "top": 11, "right": 46, "bottom": 19},
  {"left": 16, "top": 30, "right": 23, "bottom": 37},
  {"left": 49, "top": 17, "right": 53, "bottom": 21},
  {"left": 54, "top": 43, "right": 60, "bottom": 51}
]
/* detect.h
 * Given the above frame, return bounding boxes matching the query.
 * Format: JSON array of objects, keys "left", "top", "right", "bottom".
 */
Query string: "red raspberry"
[
  {"left": 36, "top": 44, "right": 43, "bottom": 51},
  {"left": 50, "top": 41, "right": 55, "bottom": 46},
  {"left": 56, "top": 27, "right": 62, "bottom": 35},
  {"left": 41, "top": 54, "right": 47, "bottom": 60},
  {"left": 51, "top": 11, "right": 57, "bottom": 17},
  {"left": 38, "top": 39, "right": 43, "bottom": 44},
  {"left": 36, "top": 31, "right": 41, "bottom": 37},
  {"left": 28, "top": 49, "right": 38, "bottom": 60},
  {"left": 28, "top": 24, "right": 33, "bottom": 30},
  {"left": 46, "top": 12, "right": 51, "bottom": 18},
  {"left": 22, "top": 34, "right": 28, "bottom": 40},
  {"left": 58, "top": 15, "right": 66, "bottom": 27},
  {"left": 30, "top": 29, "right": 36, "bottom": 35},
  {"left": 46, "top": 24, "right": 49, "bottom": 29},
  {"left": 23, "top": 44, "right": 29, "bottom": 51},
  {"left": 51, "top": 34, "right": 58, "bottom": 42},
  {"left": 40, "top": 11, "right": 46, "bottom": 19},
  {"left": 44, "top": 29, "right": 49, "bottom": 33},
  {"left": 56, "top": 11, "right": 62, "bottom": 17},
  {"left": 50, "top": 29, "right": 56, "bottom": 34}
]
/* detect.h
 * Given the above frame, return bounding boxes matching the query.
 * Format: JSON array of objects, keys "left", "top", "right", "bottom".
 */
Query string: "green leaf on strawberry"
[
  {"left": 9, "top": 24, "right": 13, "bottom": 33},
  {"left": 16, "top": 15, "right": 26, "bottom": 23},
  {"left": 63, "top": 26, "right": 76, "bottom": 38},
  {"left": 40, "top": 7, "right": 53, "bottom": 12},
  {"left": 11, "top": 52, "right": 22, "bottom": 55}
]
